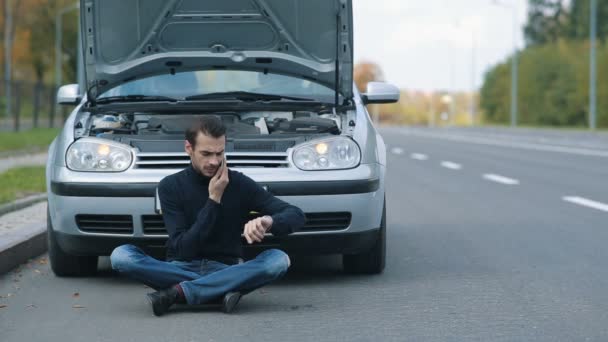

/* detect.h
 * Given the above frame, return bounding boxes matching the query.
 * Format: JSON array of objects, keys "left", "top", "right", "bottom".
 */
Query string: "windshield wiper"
[
  {"left": 184, "top": 91, "right": 315, "bottom": 102},
  {"left": 95, "top": 95, "right": 178, "bottom": 104}
]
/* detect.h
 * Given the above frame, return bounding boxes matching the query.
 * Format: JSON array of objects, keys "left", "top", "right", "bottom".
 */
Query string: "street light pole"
[
  {"left": 493, "top": 0, "right": 518, "bottom": 127},
  {"left": 470, "top": 29, "right": 477, "bottom": 125},
  {"left": 510, "top": 4, "right": 518, "bottom": 127},
  {"left": 589, "top": 0, "right": 597, "bottom": 130}
]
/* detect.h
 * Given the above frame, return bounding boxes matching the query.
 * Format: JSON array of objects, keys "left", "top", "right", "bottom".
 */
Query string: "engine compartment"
[{"left": 74, "top": 110, "right": 348, "bottom": 153}]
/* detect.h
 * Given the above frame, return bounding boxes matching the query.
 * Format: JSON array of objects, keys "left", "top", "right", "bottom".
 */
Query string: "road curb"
[
  {"left": 0, "top": 194, "right": 47, "bottom": 218},
  {"left": 0, "top": 222, "right": 47, "bottom": 275},
  {"left": 0, "top": 147, "right": 47, "bottom": 159}
]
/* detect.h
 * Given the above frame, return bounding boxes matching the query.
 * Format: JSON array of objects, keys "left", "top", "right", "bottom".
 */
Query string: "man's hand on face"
[
  {"left": 208, "top": 158, "right": 229, "bottom": 204},
  {"left": 244, "top": 215, "right": 273, "bottom": 244}
]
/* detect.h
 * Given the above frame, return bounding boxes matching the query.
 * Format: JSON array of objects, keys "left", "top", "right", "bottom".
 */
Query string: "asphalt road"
[{"left": 2, "top": 126, "right": 608, "bottom": 341}]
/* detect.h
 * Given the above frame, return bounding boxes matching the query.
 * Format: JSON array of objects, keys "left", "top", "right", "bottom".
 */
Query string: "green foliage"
[
  {"left": 482, "top": 0, "right": 608, "bottom": 128},
  {"left": 567, "top": 0, "right": 608, "bottom": 43},
  {"left": 0, "top": 128, "right": 60, "bottom": 152},
  {"left": 524, "top": 0, "right": 608, "bottom": 47},
  {"left": 480, "top": 63, "right": 510, "bottom": 123},
  {"left": 524, "top": 0, "right": 567, "bottom": 46},
  {"left": 0, "top": 166, "right": 46, "bottom": 205},
  {"left": 481, "top": 40, "right": 608, "bottom": 128}
]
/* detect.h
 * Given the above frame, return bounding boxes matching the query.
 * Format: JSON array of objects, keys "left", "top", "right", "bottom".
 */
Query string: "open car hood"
[{"left": 80, "top": 0, "right": 353, "bottom": 101}]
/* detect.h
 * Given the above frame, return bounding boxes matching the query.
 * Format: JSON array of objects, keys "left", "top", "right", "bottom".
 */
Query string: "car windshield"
[{"left": 98, "top": 70, "right": 336, "bottom": 102}]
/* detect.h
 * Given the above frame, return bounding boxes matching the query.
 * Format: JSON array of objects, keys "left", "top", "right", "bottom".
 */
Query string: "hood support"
[{"left": 334, "top": 12, "right": 340, "bottom": 109}]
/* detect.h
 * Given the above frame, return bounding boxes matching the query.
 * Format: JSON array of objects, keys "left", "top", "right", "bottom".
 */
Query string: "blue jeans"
[{"left": 110, "top": 244, "right": 290, "bottom": 305}]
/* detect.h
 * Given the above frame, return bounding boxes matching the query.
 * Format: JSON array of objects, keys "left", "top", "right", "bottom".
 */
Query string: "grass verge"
[
  {"left": 0, "top": 166, "right": 46, "bottom": 205},
  {"left": 0, "top": 128, "right": 60, "bottom": 153}
]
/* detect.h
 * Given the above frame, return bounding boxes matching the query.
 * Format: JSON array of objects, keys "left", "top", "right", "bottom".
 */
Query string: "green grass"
[
  {"left": 0, "top": 128, "right": 61, "bottom": 153},
  {"left": 0, "top": 166, "right": 46, "bottom": 205}
]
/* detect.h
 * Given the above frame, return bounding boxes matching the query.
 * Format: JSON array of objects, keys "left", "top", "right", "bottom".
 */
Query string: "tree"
[
  {"left": 353, "top": 61, "right": 384, "bottom": 93},
  {"left": 27, "top": 0, "right": 79, "bottom": 84},
  {"left": 565, "top": 0, "right": 608, "bottom": 43},
  {"left": 523, "top": 0, "right": 568, "bottom": 46}
]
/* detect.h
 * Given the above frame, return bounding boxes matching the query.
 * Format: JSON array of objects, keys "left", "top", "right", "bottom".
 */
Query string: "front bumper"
[
  {"left": 50, "top": 178, "right": 379, "bottom": 197},
  {"left": 53, "top": 228, "right": 381, "bottom": 259}
]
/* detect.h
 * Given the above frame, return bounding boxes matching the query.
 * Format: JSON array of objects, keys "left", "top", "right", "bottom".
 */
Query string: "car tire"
[
  {"left": 47, "top": 208, "right": 98, "bottom": 277},
  {"left": 343, "top": 197, "right": 386, "bottom": 274}
]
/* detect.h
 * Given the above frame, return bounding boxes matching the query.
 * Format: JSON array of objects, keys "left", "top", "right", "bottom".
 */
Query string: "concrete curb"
[
  {"left": 0, "top": 194, "right": 48, "bottom": 218},
  {"left": 0, "top": 147, "right": 47, "bottom": 159},
  {"left": 0, "top": 196, "right": 48, "bottom": 274},
  {"left": 0, "top": 222, "right": 47, "bottom": 275}
]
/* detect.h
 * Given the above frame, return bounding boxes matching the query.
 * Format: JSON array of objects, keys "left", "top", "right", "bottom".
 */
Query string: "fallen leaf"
[
  {"left": 0, "top": 304, "right": 7, "bottom": 309},
  {"left": 72, "top": 292, "right": 80, "bottom": 298},
  {"left": 26, "top": 304, "right": 37, "bottom": 308},
  {"left": 72, "top": 305, "right": 85, "bottom": 309},
  {"left": 38, "top": 259, "right": 48, "bottom": 265},
  {"left": 34, "top": 270, "right": 41, "bottom": 274}
]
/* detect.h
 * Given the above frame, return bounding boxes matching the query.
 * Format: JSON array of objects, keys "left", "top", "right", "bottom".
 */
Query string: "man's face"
[{"left": 185, "top": 132, "right": 226, "bottom": 177}]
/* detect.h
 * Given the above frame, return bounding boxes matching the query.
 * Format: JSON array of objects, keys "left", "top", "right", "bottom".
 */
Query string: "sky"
[{"left": 353, "top": 0, "right": 529, "bottom": 92}]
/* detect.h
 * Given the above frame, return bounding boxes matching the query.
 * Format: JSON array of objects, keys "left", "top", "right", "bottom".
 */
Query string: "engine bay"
[{"left": 74, "top": 110, "right": 352, "bottom": 153}]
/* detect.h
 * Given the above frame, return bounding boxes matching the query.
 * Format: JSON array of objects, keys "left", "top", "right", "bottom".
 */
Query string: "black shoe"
[
  {"left": 222, "top": 291, "right": 242, "bottom": 314},
  {"left": 146, "top": 287, "right": 180, "bottom": 316}
]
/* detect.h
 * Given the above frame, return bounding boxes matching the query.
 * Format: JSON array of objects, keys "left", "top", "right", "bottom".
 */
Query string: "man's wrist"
[
  {"left": 263, "top": 215, "right": 273, "bottom": 231},
  {"left": 209, "top": 195, "right": 222, "bottom": 204}
]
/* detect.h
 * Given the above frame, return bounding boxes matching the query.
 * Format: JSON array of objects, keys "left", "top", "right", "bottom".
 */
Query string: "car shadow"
[{"left": 94, "top": 254, "right": 374, "bottom": 288}]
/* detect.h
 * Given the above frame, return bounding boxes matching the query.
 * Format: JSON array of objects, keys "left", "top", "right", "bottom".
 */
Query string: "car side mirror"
[
  {"left": 361, "top": 82, "right": 400, "bottom": 104},
  {"left": 56, "top": 84, "right": 82, "bottom": 105}
]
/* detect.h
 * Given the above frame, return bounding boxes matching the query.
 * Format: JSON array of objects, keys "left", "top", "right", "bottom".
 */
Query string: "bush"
[{"left": 480, "top": 40, "right": 608, "bottom": 128}]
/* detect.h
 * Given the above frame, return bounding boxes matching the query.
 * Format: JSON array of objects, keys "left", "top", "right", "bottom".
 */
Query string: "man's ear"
[{"left": 185, "top": 140, "right": 193, "bottom": 157}]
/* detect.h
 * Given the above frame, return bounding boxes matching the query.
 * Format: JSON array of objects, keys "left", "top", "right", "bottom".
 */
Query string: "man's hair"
[{"left": 186, "top": 115, "right": 226, "bottom": 147}]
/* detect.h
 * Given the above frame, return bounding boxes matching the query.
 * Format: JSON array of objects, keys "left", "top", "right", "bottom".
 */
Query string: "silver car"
[{"left": 46, "top": 0, "right": 399, "bottom": 276}]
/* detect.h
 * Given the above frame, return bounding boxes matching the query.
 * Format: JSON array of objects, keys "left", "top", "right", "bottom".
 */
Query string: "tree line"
[
  {"left": 481, "top": 0, "right": 608, "bottom": 128},
  {"left": 1, "top": 0, "right": 79, "bottom": 86}
]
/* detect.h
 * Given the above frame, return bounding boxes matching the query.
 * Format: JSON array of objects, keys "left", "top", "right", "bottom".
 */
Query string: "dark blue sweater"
[{"left": 158, "top": 164, "right": 305, "bottom": 261}]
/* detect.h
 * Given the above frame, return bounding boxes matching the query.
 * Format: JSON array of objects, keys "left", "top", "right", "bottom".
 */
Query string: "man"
[{"left": 110, "top": 115, "right": 305, "bottom": 316}]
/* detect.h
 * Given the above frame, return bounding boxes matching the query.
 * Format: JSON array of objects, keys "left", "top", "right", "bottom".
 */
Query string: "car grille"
[
  {"left": 75, "top": 214, "right": 133, "bottom": 234},
  {"left": 142, "top": 215, "right": 167, "bottom": 235},
  {"left": 134, "top": 152, "right": 290, "bottom": 169},
  {"left": 140, "top": 212, "right": 352, "bottom": 236},
  {"left": 301, "top": 212, "right": 352, "bottom": 231}
]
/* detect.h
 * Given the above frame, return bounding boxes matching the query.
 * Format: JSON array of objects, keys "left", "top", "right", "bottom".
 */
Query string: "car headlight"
[
  {"left": 292, "top": 137, "right": 361, "bottom": 170},
  {"left": 66, "top": 137, "right": 133, "bottom": 172}
]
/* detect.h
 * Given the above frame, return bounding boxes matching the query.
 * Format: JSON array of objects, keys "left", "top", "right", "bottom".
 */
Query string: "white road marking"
[
  {"left": 400, "top": 130, "right": 608, "bottom": 158},
  {"left": 411, "top": 153, "right": 428, "bottom": 160},
  {"left": 483, "top": 174, "right": 520, "bottom": 185},
  {"left": 440, "top": 161, "right": 462, "bottom": 170},
  {"left": 390, "top": 147, "right": 404, "bottom": 155},
  {"left": 562, "top": 196, "right": 608, "bottom": 213}
]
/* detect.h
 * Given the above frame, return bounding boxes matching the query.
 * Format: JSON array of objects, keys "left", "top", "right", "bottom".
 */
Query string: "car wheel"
[
  {"left": 343, "top": 197, "right": 386, "bottom": 274},
  {"left": 47, "top": 208, "right": 98, "bottom": 277}
]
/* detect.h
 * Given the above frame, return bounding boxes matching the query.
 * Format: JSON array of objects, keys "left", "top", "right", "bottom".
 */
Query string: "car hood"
[{"left": 80, "top": 0, "right": 353, "bottom": 101}]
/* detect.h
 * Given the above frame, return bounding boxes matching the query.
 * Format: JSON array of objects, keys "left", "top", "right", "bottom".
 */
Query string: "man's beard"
[{"left": 191, "top": 162, "right": 212, "bottom": 179}]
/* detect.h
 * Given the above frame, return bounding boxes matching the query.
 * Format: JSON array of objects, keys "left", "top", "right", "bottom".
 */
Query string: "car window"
[{"left": 99, "top": 70, "right": 336, "bottom": 101}]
